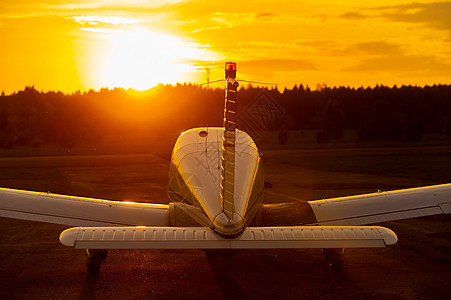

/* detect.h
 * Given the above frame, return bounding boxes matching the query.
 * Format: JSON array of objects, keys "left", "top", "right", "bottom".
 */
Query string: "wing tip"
[
  {"left": 59, "top": 227, "right": 80, "bottom": 247},
  {"left": 375, "top": 226, "right": 398, "bottom": 246}
]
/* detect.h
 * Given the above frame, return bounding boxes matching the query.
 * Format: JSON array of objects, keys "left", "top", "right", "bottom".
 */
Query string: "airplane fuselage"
[{"left": 168, "top": 127, "right": 264, "bottom": 238}]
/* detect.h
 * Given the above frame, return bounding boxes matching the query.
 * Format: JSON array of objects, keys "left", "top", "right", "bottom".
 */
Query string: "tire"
[
  {"left": 85, "top": 249, "right": 107, "bottom": 275},
  {"left": 328, "top": 260, "right": 344, "bottom": 272},
  {"left": 322, "top": 248, "right": 345, "bottom": 272}
]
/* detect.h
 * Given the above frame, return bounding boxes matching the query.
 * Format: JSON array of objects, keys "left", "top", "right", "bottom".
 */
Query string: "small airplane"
[{"left": 0, "top": 62, "right": 450, "bottom": 274}]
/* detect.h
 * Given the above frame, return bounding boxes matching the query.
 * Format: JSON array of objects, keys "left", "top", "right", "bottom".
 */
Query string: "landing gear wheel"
[
  {"left": 328, "top": 260, "right": 344, "bottom": 272},
  {"left": 85, "top": 249, "right": 108, "bottom": 275},
  {"left": 322, "top": 248, "right": 345, "bottom": 272}
]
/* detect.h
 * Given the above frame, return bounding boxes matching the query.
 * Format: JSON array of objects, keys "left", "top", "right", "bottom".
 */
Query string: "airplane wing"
[
  {"left": 0, "top": 187, "right": 169, "bottom": 227},
  {"left": 59, "top": 226, "right": 397, "bottom": 249},
  {"left": 306, "top": 183, "right": 451, "bottom": 226}
]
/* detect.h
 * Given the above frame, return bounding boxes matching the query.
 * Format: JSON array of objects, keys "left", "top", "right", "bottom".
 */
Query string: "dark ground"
[{"left": 0, "top": 144, "right": 450, "bottom": 299}]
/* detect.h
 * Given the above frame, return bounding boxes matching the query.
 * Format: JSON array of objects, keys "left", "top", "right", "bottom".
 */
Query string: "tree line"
[{"left": 1, "top": 83, "right": 451, "bottom": 149}]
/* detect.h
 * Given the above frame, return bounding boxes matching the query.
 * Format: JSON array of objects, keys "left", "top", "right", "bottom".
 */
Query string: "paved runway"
[
  {"left": 0, "top": 150, "right": 450, "bottom": 299},
  {"left": 0, "top": 215, "right": 449, "bottom": 299}
]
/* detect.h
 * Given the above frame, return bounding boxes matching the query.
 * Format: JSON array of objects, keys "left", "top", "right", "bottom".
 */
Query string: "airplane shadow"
[
  {"left": 206, "top": 250, "right": 245, "bottom": 300},
  {"left": 78, "top": 273, "right": 100, "bottom": 300}
]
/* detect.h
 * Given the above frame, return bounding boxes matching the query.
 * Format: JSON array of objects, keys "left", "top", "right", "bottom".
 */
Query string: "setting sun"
[{"left": 96, "top": 27, "right": 217, "bottom": 90}]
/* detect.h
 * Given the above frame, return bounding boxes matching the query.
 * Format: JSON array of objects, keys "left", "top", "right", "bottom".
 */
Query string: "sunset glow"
[
  {"left": 0, "top": 1, "right": 450, "bottom": 93},
  {"left": 95, "top": 27, "right": 219, "bottom": 90}
]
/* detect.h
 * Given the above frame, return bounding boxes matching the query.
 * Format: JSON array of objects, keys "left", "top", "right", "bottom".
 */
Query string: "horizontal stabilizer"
[{"left": 60, "top": 226, "right": 397, "bottom": 249}]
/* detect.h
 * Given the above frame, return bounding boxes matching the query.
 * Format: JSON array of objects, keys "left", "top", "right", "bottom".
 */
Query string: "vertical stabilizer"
[{"left": 221, "top": 62, "right": 239, "bottom": 219}]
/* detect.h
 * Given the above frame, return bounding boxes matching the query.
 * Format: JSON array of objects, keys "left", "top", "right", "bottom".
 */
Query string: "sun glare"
[{"left": 99, "top": 27, "right": 207, "bottom": 90}]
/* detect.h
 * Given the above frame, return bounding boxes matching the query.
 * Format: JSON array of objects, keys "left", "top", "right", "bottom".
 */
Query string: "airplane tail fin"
[{"left": 220, "top": 64, "right": 239, "bottom": 219}]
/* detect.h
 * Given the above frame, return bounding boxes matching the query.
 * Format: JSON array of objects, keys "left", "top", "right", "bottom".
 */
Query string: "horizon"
[
  {"left": 4, "top": 82, "right": 451, "bottom": 97},
  {"left": 1, "top": 1, "right": 451, "bottom": 94}
]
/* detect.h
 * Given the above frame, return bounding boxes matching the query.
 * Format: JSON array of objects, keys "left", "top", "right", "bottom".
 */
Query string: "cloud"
[
  {"left": 334, "top": 2, "right": 451, "bottom": 32},
  {"left": 352, "top": 41, "right": 402, "bottom": 56},
  {"left": 189, "top": 26, "right": 222, "bottom": 34},
  {"left": 297, "top": 40, "right": 400, "bottom": 57},
  {"left": 239, "top": 58, "right": 317, "bottom": 73},
  {"left": 41, "top": 0, "right": 190, "bottom": 11},
  {"left": 337, "top": 2, "right": 451, "bottom": 34},
  {"left": 297, "top": 40, "right": 349, "bottom": 57},
  {"left": 297, "top": 40, "right": 402, "bottom": 58},
  {"left": 256, "top": 12, "right": 278, "bottom": 20},
  {"left": 79, "top": 27, "right": 119, "bottom": 34},
  {"left": 211, "top": 12, "right": 276, "bottom": 27},
  {"left": 69, "top": 16, "right": 139, "bottom": 26},
  {"left": 201, "top": 11, "right": 298, "bottom": 32},
  {"left": 377, "top": 2, "right": 451, "bottom": 31},
  {"left": 342, "top": 52, "right": 451, "bottom": 76},
  {"left": 303, "top": 39, "right": 451, "bottom": 76},
  {"left": 338, "top": 11, "right": 367, "bottom": 20}
]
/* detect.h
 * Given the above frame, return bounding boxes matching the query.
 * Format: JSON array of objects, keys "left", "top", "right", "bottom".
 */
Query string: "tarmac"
[
  {"left": 0, "top": 215, "right": 450, "bottom": 299},
  {"left": 0, "top": 149, "right": 450, "bottom": 299}
]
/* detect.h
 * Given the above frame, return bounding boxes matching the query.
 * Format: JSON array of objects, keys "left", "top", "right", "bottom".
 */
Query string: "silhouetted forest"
[{"left": 1, "top": 84, "right": 451, "bottom": 149}]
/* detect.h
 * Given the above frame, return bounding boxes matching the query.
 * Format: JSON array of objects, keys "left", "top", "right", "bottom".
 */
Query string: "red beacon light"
[
  {"left": 225, "top": 62, "right": 236, "bottom": 70},
  {"left": 225, "top": 62, "right": 237, "bottom": 79}
]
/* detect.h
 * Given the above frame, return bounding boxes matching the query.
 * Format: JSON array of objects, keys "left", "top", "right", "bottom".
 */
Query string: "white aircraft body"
[{"left": 0, "top": 63, "right": 450, "bottom": 273}]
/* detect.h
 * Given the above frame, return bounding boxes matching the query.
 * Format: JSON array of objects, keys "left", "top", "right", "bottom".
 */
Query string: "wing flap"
[
  {"left": 0, "top": 187, "right": 169, "bottom": 227},
  {"left": 60, "top": 226, "right": 397, "bottom": 249},
  {"left": 308, "top": 183, "right": 451, "bottom": 226}
]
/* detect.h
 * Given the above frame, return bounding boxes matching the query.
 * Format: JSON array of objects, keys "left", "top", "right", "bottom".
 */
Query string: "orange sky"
[{"left": 1, "top": 0, "right": 450, "bottom": 94}]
